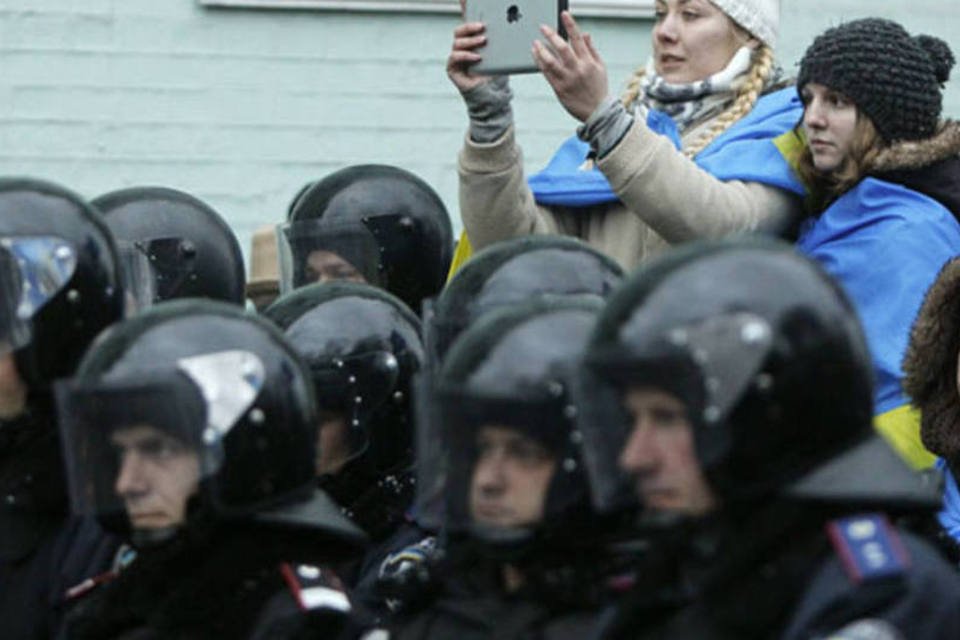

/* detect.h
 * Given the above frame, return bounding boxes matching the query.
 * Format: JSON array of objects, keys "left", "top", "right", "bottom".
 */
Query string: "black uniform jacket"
[
  {"left": 387, "top": 550, "right": 605, "bottom": 640},
  {"left": 594, "top": 510, "right": 960, "bottom": 640}
]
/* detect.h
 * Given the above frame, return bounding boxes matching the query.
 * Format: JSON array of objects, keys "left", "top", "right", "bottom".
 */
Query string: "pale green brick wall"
[{"left": 0, "top": 1, "right": 957, "bottom": 271}]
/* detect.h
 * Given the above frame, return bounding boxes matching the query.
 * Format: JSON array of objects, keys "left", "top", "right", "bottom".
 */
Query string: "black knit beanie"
[{"left": 797, "top": 18, "right": 955, "bottom": 142}]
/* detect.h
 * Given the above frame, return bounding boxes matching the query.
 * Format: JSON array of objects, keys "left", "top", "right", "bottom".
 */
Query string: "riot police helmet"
[
  {"left": 55, "top": 299, "right": 367, "bottom": 553},
  {"left": 93, "top": 186, "right": 245, "bottom": 306},
  {"left": 577, "top": 238, "right": 938, "bottom": 516},
  {"left": 263, "top": 282, "right": 423, "bottom": 485},
  {"left": 430, "top": 235, "right": 623, "bottom": 364},
  {"left": 0, "top": 177, "right": 124, "bottom": 391},
  {"left": 419, "top": 297, "right": 602, "bottom": 552},
  {"left": 280, "top": 165, "right": 453, "bottom": 313}
]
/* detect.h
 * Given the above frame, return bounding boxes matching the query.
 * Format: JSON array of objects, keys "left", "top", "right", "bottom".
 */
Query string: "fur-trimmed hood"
[
  {"left": 903, "top": 255, "right": 960, "bottom": 464},
  {"left": 870, "top": 120, "right": 960, "bottom": 222},
  {"left": 871, "top": 121, "right": 960, "bottom": 173}
]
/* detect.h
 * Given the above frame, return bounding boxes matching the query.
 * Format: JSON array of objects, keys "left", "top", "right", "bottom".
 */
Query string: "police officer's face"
[
  {"left": 469, "top": 426, "right": 557, "bottom": 529},
  {"left": 305, "top": 250, "right": 366, "bottom": 284},
  {"left": 111, "top": 424, "right": 201, "bottom": 531},
  {"left": 0, "top": 353, "right": 27, "bottom": 420},
  {"left": 619, "top": 388, "right": 717, "bottom": 516}
]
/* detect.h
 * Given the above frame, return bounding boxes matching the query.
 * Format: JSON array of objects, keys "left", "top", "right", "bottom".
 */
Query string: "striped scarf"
[{"left": 634, "top": 46, "right": 754, "bottom": 133}]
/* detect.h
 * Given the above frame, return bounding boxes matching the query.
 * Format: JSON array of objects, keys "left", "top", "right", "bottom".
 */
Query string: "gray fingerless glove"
[
  {"left": 577, "top": 95, "right": 634, "bottom": 159},
  {"left": 463, "top": 76, "right": 514, "bottom": 143}
]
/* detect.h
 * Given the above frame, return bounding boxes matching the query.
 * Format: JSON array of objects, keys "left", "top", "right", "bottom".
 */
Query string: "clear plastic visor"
[
  {"left": 55, "top": 350, "right": 265, "bottom": 528},
  {"left": 277, "top": 219, "right": 383, "bottom": 293},
  {"left": 0, "top": 236, "right": 78, "bottom": 354},
  {"left": 116, "top": 241, "right": 159, "bottom": 314},
  {"left": 414, "top": 381, "right": 562, "bottom": 535},
  {"left": 311, "top": 349, "right": 401, "bottom": 463},
  {"left": 55, "top": 374, "right": 210, "bottom": 527},
  {"left": 361, "top": 213, "right": 419, "bottom": 270},
  {"left": 310, "top": 350, "right": 399, "bottom": 411},
  {"left": 575, "top": 312, "right": 774, "bottom": 513},
  {"left": 136, "top": 237, "right": 198, "bottom": 302}
]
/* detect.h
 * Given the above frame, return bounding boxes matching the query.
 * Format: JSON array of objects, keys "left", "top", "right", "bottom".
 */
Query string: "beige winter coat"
[{"left": 459, "top": 114, "right": 804, "bottom": 271}]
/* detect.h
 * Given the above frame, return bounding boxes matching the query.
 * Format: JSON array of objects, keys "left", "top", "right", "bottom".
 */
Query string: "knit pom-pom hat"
[{"left": 797, "top": 18, "right": 955, "bottom": 142}]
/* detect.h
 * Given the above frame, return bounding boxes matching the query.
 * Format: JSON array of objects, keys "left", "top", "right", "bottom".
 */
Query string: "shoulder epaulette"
[
  {"left": 825, "top": 513, "right": 911, "bottom": 585},
  {"left": 279, "top": 563, "right": 351, "bottom": 613},
  {"left": 64, "top": 544, "right": 137, "bottom": 602},
  {"left": 64, "top": 570, "right": 119, "bottom": 601}
]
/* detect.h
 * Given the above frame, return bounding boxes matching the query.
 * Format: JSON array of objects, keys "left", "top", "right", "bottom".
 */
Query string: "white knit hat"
[{"left": 711, "top": 0, "right": 779, "bottom": 49}]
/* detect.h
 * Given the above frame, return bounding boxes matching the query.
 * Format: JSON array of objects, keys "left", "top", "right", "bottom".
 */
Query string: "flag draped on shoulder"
[
  {"left": 797, "top": 178, "right": 960, "bottom": 469},
  {"left": 527, "top": 87, "right": 806, "bottom": 207}
]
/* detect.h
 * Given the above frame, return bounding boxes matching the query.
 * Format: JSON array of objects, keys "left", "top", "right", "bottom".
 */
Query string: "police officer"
[
  {"left": 281, "top": 165, "right": 453, "bottom": 315},
  {"left": 56, "top": 300, "right": 367, "bottom": 639},
  {"left": 575, "top": 238, "right": 960, "bottom": 639},
  {"left": 0, "top": 177, "right": 126, "bottom": 639},
  {"left": 389, "top": 298, "right": 622, "bottom": 639},
  {"left": 93, "top": 186, "right": 246, "bottom": 306},
  {"left": 264, "top": 283, "right": 432, "bottom": 620},
  {"left": 264, "top": 283, "right": 423, "bottom": 539}
]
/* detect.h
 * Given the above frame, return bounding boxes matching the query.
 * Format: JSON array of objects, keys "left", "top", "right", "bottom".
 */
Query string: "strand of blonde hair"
[
  {"left": 620, "top": 66, "right": 647, "bottom": 111},
  {"left": 684, "top": 46, "right": 774, "bottom": 157},
  {"left": 619, "top": 46, "right": 775, "bottom": 158}
]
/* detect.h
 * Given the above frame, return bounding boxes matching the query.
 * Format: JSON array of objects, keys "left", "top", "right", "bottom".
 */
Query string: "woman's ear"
[{"left": 732, "top": 23, "right": 760, "bottom": 50}]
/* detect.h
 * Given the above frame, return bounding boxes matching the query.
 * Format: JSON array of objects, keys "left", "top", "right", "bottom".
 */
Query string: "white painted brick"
[
  {"left": 1, "top": 10, "right": 114, "bottom": 49},
  {"left": 1, "top": 0, "right": 958, "bottom": 258}
]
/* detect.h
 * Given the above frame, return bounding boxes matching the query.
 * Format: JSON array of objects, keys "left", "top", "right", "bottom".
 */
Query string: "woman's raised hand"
[
  {"left": 447, "top": 0, "right": 492, "bottom": 95},
  {"left": 533, "top": 11, "right": 609, "bottom": 122}
]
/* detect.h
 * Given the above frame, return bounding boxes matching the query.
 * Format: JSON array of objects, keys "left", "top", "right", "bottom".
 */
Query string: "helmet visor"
[
  {"left": 116, "top": 240, "right": 158, "bottom": 313},
  {"left": 415, "top": 380, "right": 564, "bottom": 537},
  {"left": 55, "top": 350, "right": 265, "bottom": 528},
  {"left": 362, "top": 213, "right": 419, "bottom": 271},
  {"left": 277, "top": 219, "right": 383, "bottom": 293},
  {"left": 137, "top": 237, "right": 198, "bottom": 301},
  {"left": 309, "top": 349, "right": 401, "bottom": 464},
  {"left": 309, "top": 350, "right": 400, "bottom": 415},
  {"left": 0, "top": 236, "right": 78, "bottom": 354},
  {"left": 55, "top": 373, "right": 209, "bottom": 528},
  {"left": 576, "top": 312, "right": 774, "bottom": 513},
  {"left": 412, "top": 369, "right": 445, "bottom": 530}
]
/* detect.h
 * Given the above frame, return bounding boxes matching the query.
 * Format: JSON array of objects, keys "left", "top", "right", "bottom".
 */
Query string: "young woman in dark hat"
[{"left": 794, "top": 18, "right": 960, "bottom": 471}]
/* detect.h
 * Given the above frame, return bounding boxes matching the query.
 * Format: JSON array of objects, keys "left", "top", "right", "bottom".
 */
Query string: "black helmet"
[
  {"left": 0, "top": 177, "right": 124, "bottom": 390},
  {"left": 92, "top": 186, "right": 246, "bottom": 306},
  {"left": 419, "top": 298, "right": 602, "bottom": 551},
  {"left": 280, "top": 165, "right": 453, "bottom": 313},
  {"left": 263, "top": 283, "right": 423, "bottom": 488},
  {"left": 577, "top": 238, "right": 938, "bottom": 515},
  {"left": 430, "top": 235, "right": 623, "bottom": 364},
  {"left": 54, "top": 299, "right": 366, "bottom": 551}
]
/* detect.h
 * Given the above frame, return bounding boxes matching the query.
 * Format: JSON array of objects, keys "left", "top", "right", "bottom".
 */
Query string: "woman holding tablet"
[{"left": 447, "top": 0, "right": 804, "bottom": 270}]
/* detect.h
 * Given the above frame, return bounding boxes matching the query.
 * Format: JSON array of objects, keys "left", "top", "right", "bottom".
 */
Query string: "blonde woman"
[{"left": 447, "top": 0, "right": 804, "bottom": 270}]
